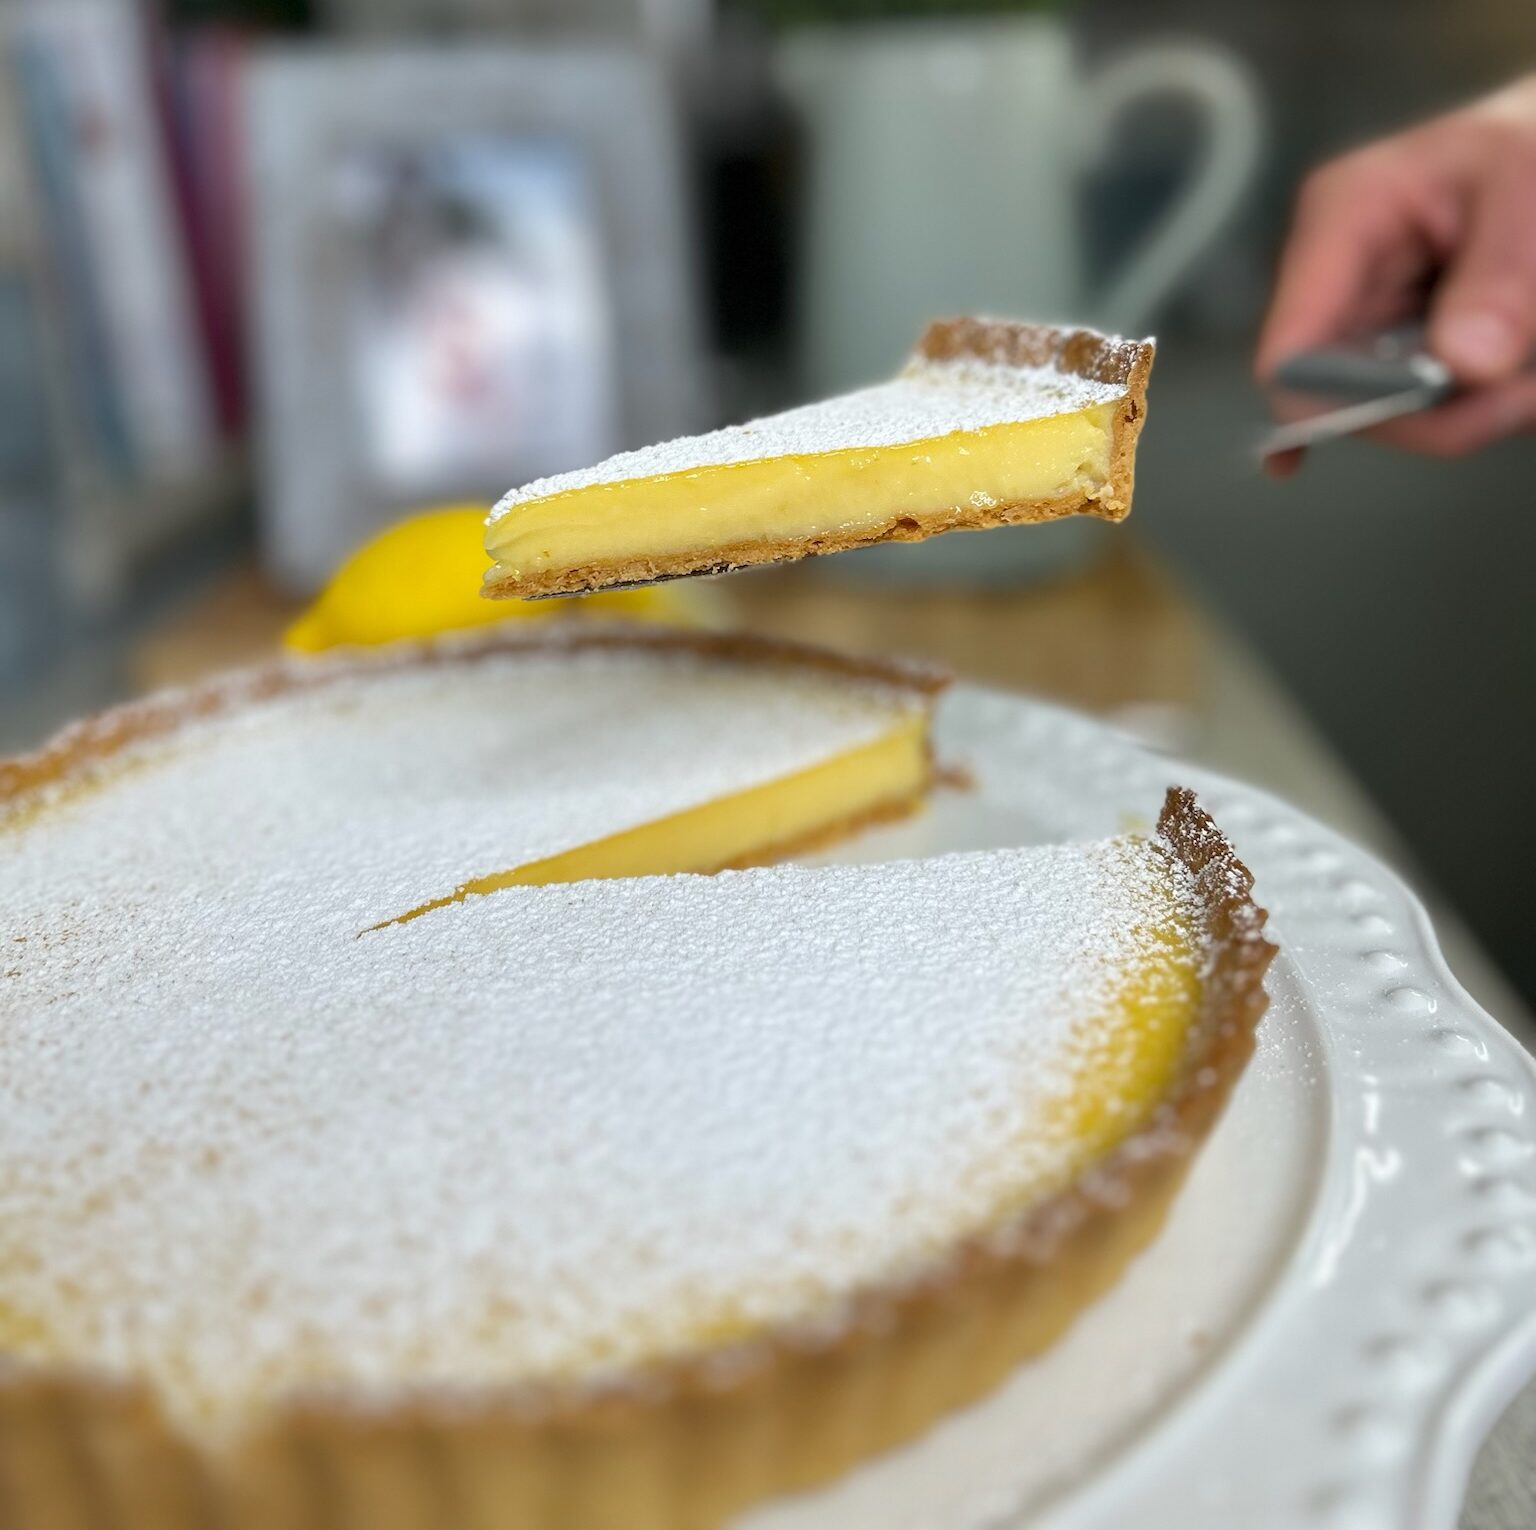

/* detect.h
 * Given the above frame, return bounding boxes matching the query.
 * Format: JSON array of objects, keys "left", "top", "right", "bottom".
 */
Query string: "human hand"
[{"left": 1256, "top": 74, "right": 1536, "bottom": 472}]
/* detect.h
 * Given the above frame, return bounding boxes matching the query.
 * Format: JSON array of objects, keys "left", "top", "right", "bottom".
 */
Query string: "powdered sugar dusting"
[
  {"left": 489, "top": 356, "right": 1125, "bottom": 524},
  {"left": 0, "top": 847, "right": 1189, "bottom": 1435},
  {"left": 1, "top": 647, "right": 925, "bottom": 936},
  {"left": 0, "top": 649, "right": 1198, "bottom": 1440}
]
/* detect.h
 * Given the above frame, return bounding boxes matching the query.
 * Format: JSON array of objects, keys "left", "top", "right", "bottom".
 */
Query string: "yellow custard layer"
[
  {"left": 624, "top": 856, "right": 1201, "bottom": 1357},
  {"left": 486, "top": 407, "right": 1116, "bottom": 586},
  {"left": 379, "top": 714, "right": 930, "bottom": 925},
  {"left": 1039, "top": 874, "right": 1199, "bottom": 1183}
]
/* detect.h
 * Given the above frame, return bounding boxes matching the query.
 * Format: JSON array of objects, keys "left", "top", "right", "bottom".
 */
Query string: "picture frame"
[{"left": 245, "top": 44, "right": 702, "bottom": 591}]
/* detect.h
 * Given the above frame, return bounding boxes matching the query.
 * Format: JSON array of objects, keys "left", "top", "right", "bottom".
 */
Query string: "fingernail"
[{"left": 1440, "top": 312, "right": 1522, "bottom": 376}]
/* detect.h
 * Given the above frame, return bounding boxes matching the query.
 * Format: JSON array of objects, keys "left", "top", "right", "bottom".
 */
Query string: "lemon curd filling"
[
  {"left": 647, "top": 862, "right": 1202, "bottom": 1359},
  {"left": 1035, "top": 876, "right": 1200, "bottom": 1187},
  {"left": 377, "top": 714, "right": 930, "bottom": 925},
  {"left": 485, "top": 408, "right": 1116, "bottom": 586}
]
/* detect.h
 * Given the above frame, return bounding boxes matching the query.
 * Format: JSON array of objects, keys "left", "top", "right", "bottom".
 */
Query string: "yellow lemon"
[{"left": 285, "top": 506, "right": 695, "bottom": 654}]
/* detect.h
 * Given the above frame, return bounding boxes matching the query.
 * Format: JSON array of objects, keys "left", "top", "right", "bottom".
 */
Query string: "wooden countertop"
[{"left": 131, "top": 542, "right": 1201, "bottom": 711}]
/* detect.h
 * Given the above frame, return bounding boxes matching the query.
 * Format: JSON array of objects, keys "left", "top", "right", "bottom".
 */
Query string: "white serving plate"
[{"left": 737, "top": 684, "right": 1536, "bottom": 1530}]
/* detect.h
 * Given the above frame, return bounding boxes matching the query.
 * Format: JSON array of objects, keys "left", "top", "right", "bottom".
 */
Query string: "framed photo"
[
  {"left": 334, "top": 136, "right": 616, "bottom": 499},
  {"left": 246, "top": 45, "right": 702, "bottom": 591}
]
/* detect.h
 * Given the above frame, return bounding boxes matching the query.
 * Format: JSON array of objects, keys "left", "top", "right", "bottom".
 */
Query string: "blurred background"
[{"left": 0, "top": 0, "right": 1533, "bottom": 1040}]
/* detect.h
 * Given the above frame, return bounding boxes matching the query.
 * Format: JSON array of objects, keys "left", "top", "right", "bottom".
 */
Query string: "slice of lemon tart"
[
  {"left": 484, "top": 317, "right": 1155, "bottom": 600},
  {"left": 0, "top": 632, "right": 1271, "bottom": 1530}
]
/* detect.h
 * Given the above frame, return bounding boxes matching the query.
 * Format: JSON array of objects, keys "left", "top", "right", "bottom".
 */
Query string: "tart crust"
[
  {"left": 0, "top": 629, "right": 1268, "bottom": 1530},
  {"left": 484, "top": 317, "right": 1156, "bottom": 601}
]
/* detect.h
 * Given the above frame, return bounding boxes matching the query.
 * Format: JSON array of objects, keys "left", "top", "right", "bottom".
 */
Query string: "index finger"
[{"left": 1255, "top": 161, "right": 1426, "bottom": 379}]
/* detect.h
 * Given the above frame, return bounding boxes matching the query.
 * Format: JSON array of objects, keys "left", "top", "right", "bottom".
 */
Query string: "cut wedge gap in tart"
[
  {"left": 485, "top": 316, "right": 1155, "bottom": 600},
  {"left": 369, "top": 709, "right": 931, "bottom": 927}
]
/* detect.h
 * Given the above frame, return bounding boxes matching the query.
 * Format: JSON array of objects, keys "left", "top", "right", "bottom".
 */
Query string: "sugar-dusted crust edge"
[
  {"left": 921, "top": 314, "right": 1155, "bottom": 522},
  {"left": 484, "top": 316, "right": 1156, "bottom": 601},
  {"left": 916, "top": 313, "right": 1153, "bottom": 390},
  {"left": 0, "top": 622, "right": 947, "bottom": 821},
  {"left": 0, "top": 782, "right": 1269, "bottom": 1530}
]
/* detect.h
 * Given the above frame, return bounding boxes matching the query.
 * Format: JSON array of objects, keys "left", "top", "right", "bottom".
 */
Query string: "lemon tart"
[
  {"left": 485, "top": 316, "right": 1154, "bottom": 600},
  {"left": 0, "top": 632, "right": 1270, "bottom": 1530}
]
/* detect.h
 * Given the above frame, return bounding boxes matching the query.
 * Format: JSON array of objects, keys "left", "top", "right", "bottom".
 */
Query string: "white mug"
[{"left": 776, "top": 17, "right": 1264, "bottom": 394}]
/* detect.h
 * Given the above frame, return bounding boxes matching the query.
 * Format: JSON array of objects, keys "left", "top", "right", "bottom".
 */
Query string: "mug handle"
[{"left": 1082, "top": 42, "right": 1265, "bottom": 332}]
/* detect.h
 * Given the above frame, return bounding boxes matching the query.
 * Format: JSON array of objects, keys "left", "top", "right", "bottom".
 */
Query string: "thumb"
[{"left": 1429, "top": 149, "right": 1536, "bottom": 383}]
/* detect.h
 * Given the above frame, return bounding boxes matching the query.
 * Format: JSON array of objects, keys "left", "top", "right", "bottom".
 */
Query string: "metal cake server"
[{"left": 1256, "top": 323, "right": 1456, "bottom": 460}]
